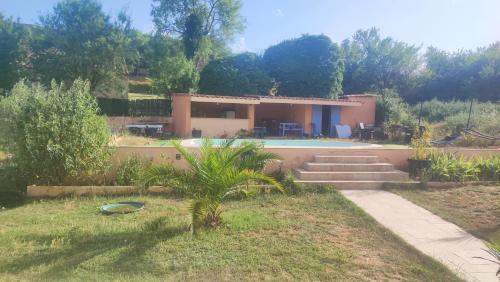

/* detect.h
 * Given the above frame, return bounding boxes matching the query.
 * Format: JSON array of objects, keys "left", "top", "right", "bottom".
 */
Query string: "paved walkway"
[{"left": 341, "top": 190, "right": 499, "bottom": 282}]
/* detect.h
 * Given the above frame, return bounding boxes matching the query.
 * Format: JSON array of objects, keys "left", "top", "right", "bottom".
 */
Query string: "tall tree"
[
  {"left": 199, "top": 52, "right": 273, "bottom": 96},
  {"left": 411, "top": 44, "right": 500, "bottom": 102},
  {"left": 263, "top": 34, "right": 344, "bottom": 98},
  {"left": 342, "top": 28, "right": 421, "bottom": 95},
  {"left": 147, "top": 35, "right": 199, "bottom": 96},
  {"left": 0, "top": 14, "right": 29, "bottom": 94},
  {"left": 151, "top": 0, "right": 245, "bottom": 68},
  {"left": 31, "top": 0, "right": 133, "bottom": 96}
]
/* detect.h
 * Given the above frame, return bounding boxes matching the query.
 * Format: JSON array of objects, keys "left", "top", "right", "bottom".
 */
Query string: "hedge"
[{"left": 97, "top": 98, "right": 171, "bottom": 117}]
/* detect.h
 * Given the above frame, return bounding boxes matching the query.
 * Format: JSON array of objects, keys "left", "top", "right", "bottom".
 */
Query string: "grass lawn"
[
  {"left": 0, "top": 191, "right": 460, "bottom": 281},
  {"left": 128, "top": 93, "right": 165, "bottom": 100},
  {"left": 390, "top": 185, "right": 500, "bottom": 243},
  {"left": 111, "top": 134, "right": 166, "bottom": 146}
]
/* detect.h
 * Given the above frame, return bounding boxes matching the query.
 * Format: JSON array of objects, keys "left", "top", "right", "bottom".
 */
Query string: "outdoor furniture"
[
  {"left": 334, "top": 124, "right": 352, "bottom": 139},
  {"left": 126, "top": 124, "right": 163, "bottom": 136},
  {"left": 279, "top": 123, "right": 304, "bottom": 137},
  {"left": 358, "top": 123, "right": 375, "bottom": 140},
  {"left": 253, "top": 127, "right": 267, "bottom": 138}
]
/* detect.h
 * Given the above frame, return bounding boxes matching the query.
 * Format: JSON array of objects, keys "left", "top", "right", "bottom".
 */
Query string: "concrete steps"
[
  {"left": 295, "top": 170, "right": 409, "bottom": 181},
  {"left": 314, "top": 155, "right": 379, "bottom": 164},
  {"left": 294, "top": 153, "right": 414, "bottom": 190},
  {"left": 303, "top": 162, "right": 394, "bottom": 172}
]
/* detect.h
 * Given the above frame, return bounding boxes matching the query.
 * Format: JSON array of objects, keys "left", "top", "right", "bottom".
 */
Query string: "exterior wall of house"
[
  {"left": 289, "top": 104, "right": 312, "bottom": 135},
  {"left": 254, "top": 103, "right": 312, "bottom": 135},
  {"left": 172, "top": 95, "right": 192, "bottom": 138},
  {"left": 340, "top": 95, "right": 377, "bottom": 128},
  {"left": 191, "top": 118, "right": 249, "bottom": 137},
  {"left": 247, "top": 104, "right": 255, "bottom": 131}
]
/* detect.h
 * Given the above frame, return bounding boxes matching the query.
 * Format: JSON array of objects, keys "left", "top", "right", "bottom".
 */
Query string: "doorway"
[{"left": 321, "top": 105, "right": 331, "bottom": 136}]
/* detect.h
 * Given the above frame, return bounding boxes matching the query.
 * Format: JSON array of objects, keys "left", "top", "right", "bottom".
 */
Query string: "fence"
[{"left": 97, "top": 98, "right": 171, "bottom": 117}]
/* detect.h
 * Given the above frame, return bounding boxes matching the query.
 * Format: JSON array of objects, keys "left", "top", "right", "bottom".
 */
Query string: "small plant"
[
  {"left": 427, "top": 152, "right": 497, "bottom": 182},
  {"left": 116, "top": 155, "right": 151, "bottom": 185},
  {"left": 141, "top": 138, "right": 283, "bottom": 233},
  {"left": 475, "top": 155, "right": 500, "bottom": 181},
  {"left": 408, "top": 125, "right": 433, "bottom": 179},
  {"left": 281, "top": 172, "right": 304, "bottom": 195},
  {"left": 473, "top": 241, "right": 500, "bottom": 276},
  {"left": 410, "top": 126, "right": 433, "bottom": 160}
]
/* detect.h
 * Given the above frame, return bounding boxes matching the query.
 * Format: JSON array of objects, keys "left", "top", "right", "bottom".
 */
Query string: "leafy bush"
[
  {"left": 141, "top": 138, "right": 283, "bottom": 233},
  {"left": 199, "top": 52, "right": 274, "bottom": 96},
  {"left": 0, "top": 164, "right": 27, "bottom": 207},
  {"left": 270, "top": 170, "right": 305, "bottom": 195},
  {"left": 427, "top": 153, "right": 499, "bottom": 182},
  {"left": 376, "top": 89, "right": 416, "bottom": 127},
  {"left": 0, "top": 79, "right": 112, "bottom": 185},
  {"left": 475, "top": 155, "right": 500, "bottom": 181},
  {"left": 116, "top": 155, "right": 151, "bottom": 185}
]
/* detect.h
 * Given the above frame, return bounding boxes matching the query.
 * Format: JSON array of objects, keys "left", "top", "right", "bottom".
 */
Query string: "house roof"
[{"left": 173, "top": 93, "right": 365, "bottom": 106}]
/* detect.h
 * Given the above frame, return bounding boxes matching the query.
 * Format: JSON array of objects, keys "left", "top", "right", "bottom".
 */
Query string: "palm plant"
[
  {"left": 142, "top": 138, "right": 283, "bottom": 233},
  {"left": 473, "top": 241, "right": 500, "bottom": 276}
]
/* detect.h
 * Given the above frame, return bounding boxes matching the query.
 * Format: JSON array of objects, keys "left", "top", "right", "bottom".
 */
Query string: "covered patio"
[{"left": 171, "top": 93, "right": 376, "bottom": 138}]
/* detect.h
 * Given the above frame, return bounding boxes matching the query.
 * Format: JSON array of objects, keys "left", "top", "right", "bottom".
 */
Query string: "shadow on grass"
[{"left": 3, "top": 217, "right": 189, "bottom": 280}]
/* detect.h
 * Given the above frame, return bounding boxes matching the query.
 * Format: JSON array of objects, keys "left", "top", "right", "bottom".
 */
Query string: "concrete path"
[{"left": 341, "top": 190, "right": 499, "bottom": 282}]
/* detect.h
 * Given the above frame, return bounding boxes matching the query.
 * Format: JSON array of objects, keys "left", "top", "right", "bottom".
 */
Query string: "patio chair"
[
  {"left": 358, "top": 123, "right": 375, "bottom": 140},
  {"left": 253, "top": 127, "right": 267, "bottom": 138}
]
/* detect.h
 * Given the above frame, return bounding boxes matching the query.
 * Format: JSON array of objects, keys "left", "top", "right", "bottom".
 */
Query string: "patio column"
[
  {"left": 247, "top": 104, "right": 255, "bottom": 131},
  {"left": 172, "top": 94, "right": 192, "bottom": 138},
  {"left": 290, "top": 104, "right": 312, "bottom": 136}
]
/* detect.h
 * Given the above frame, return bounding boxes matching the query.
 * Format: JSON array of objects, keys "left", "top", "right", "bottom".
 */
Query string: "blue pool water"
[{"left": 185, "top": 138, "right": 380, "bottom": 148}]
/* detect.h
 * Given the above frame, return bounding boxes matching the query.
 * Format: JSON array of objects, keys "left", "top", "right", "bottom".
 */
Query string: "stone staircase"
[{"left": 294, "top": 153, "right": 413, "bottom": 190}]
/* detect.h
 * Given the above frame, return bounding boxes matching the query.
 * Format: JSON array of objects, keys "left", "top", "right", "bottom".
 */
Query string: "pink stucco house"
[{"left": 171, "top": 93, "right": 377, "bottom": 138}]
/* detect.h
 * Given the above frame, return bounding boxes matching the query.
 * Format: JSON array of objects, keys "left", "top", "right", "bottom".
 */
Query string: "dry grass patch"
[
  {"left": 390, "top": 185, "right": 500, "bottom": 242},
  {"left": 111, "top": 134, "right": 163, "bottom": 146},
  {"left": 0, "top": 192, "right": 460, "bottom": 281}
]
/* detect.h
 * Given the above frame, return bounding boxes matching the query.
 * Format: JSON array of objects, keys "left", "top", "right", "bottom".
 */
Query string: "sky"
[{"left": 1, "top": 0, "right": 500, "bottom": 54}]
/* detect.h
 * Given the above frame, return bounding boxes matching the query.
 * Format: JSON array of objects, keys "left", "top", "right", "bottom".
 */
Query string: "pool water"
[{"left": 181, "top": 138, "right": 380, "bottom": 148}]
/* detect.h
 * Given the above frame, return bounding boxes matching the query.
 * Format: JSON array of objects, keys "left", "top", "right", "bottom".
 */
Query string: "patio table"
[{"left": 279, "top": 123, "right": 304, "bottom": 137}]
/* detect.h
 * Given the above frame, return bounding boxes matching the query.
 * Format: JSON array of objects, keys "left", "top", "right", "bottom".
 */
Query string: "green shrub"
[
  {"left": 475, "top": 155, "right": 500, "bottom": 181},
  {"left": 376, "top": 89, "right": 416, "bottom": 127},
  {"left": 116, "top": 155, "right": 151, "bottom": 185},
  {"left": 428, "top": 153, "right": 500, "bottom": 182},
  {"left": 0, "top": 165, "right": 27, "bottom": 207},
  {"left": 280, "top": 172, "right": 304, "bottom": 195},
  {"left": 0, "top": 79, "right": 112, "bottom": 185}
]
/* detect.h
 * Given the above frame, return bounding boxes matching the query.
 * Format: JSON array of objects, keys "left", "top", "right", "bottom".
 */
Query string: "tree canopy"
[
  {"left": 341, "top": 28, "right": 421, "bottom": 95},
  {"left": 406, "top": 44, "right": 500, "bottom": 102},
  {"left": 151, "top": 0, "right": 244, "bottom": 68},
  {"left": 0, "top": 15, "right": 29, "bottom": 94},
  {"left": 31, "top": 0, "right": 133, "bottom": 96},
  {"left": 199, "top": 52, "right": 273, "bottom": 96},
  {"left": 263, "top": 35, "right": 344, "bottom": 98}
]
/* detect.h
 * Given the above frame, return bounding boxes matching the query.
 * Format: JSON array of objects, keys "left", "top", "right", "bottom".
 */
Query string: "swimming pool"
[{"left": 181, "top": 138, "right": 381, "bottom": 148}]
